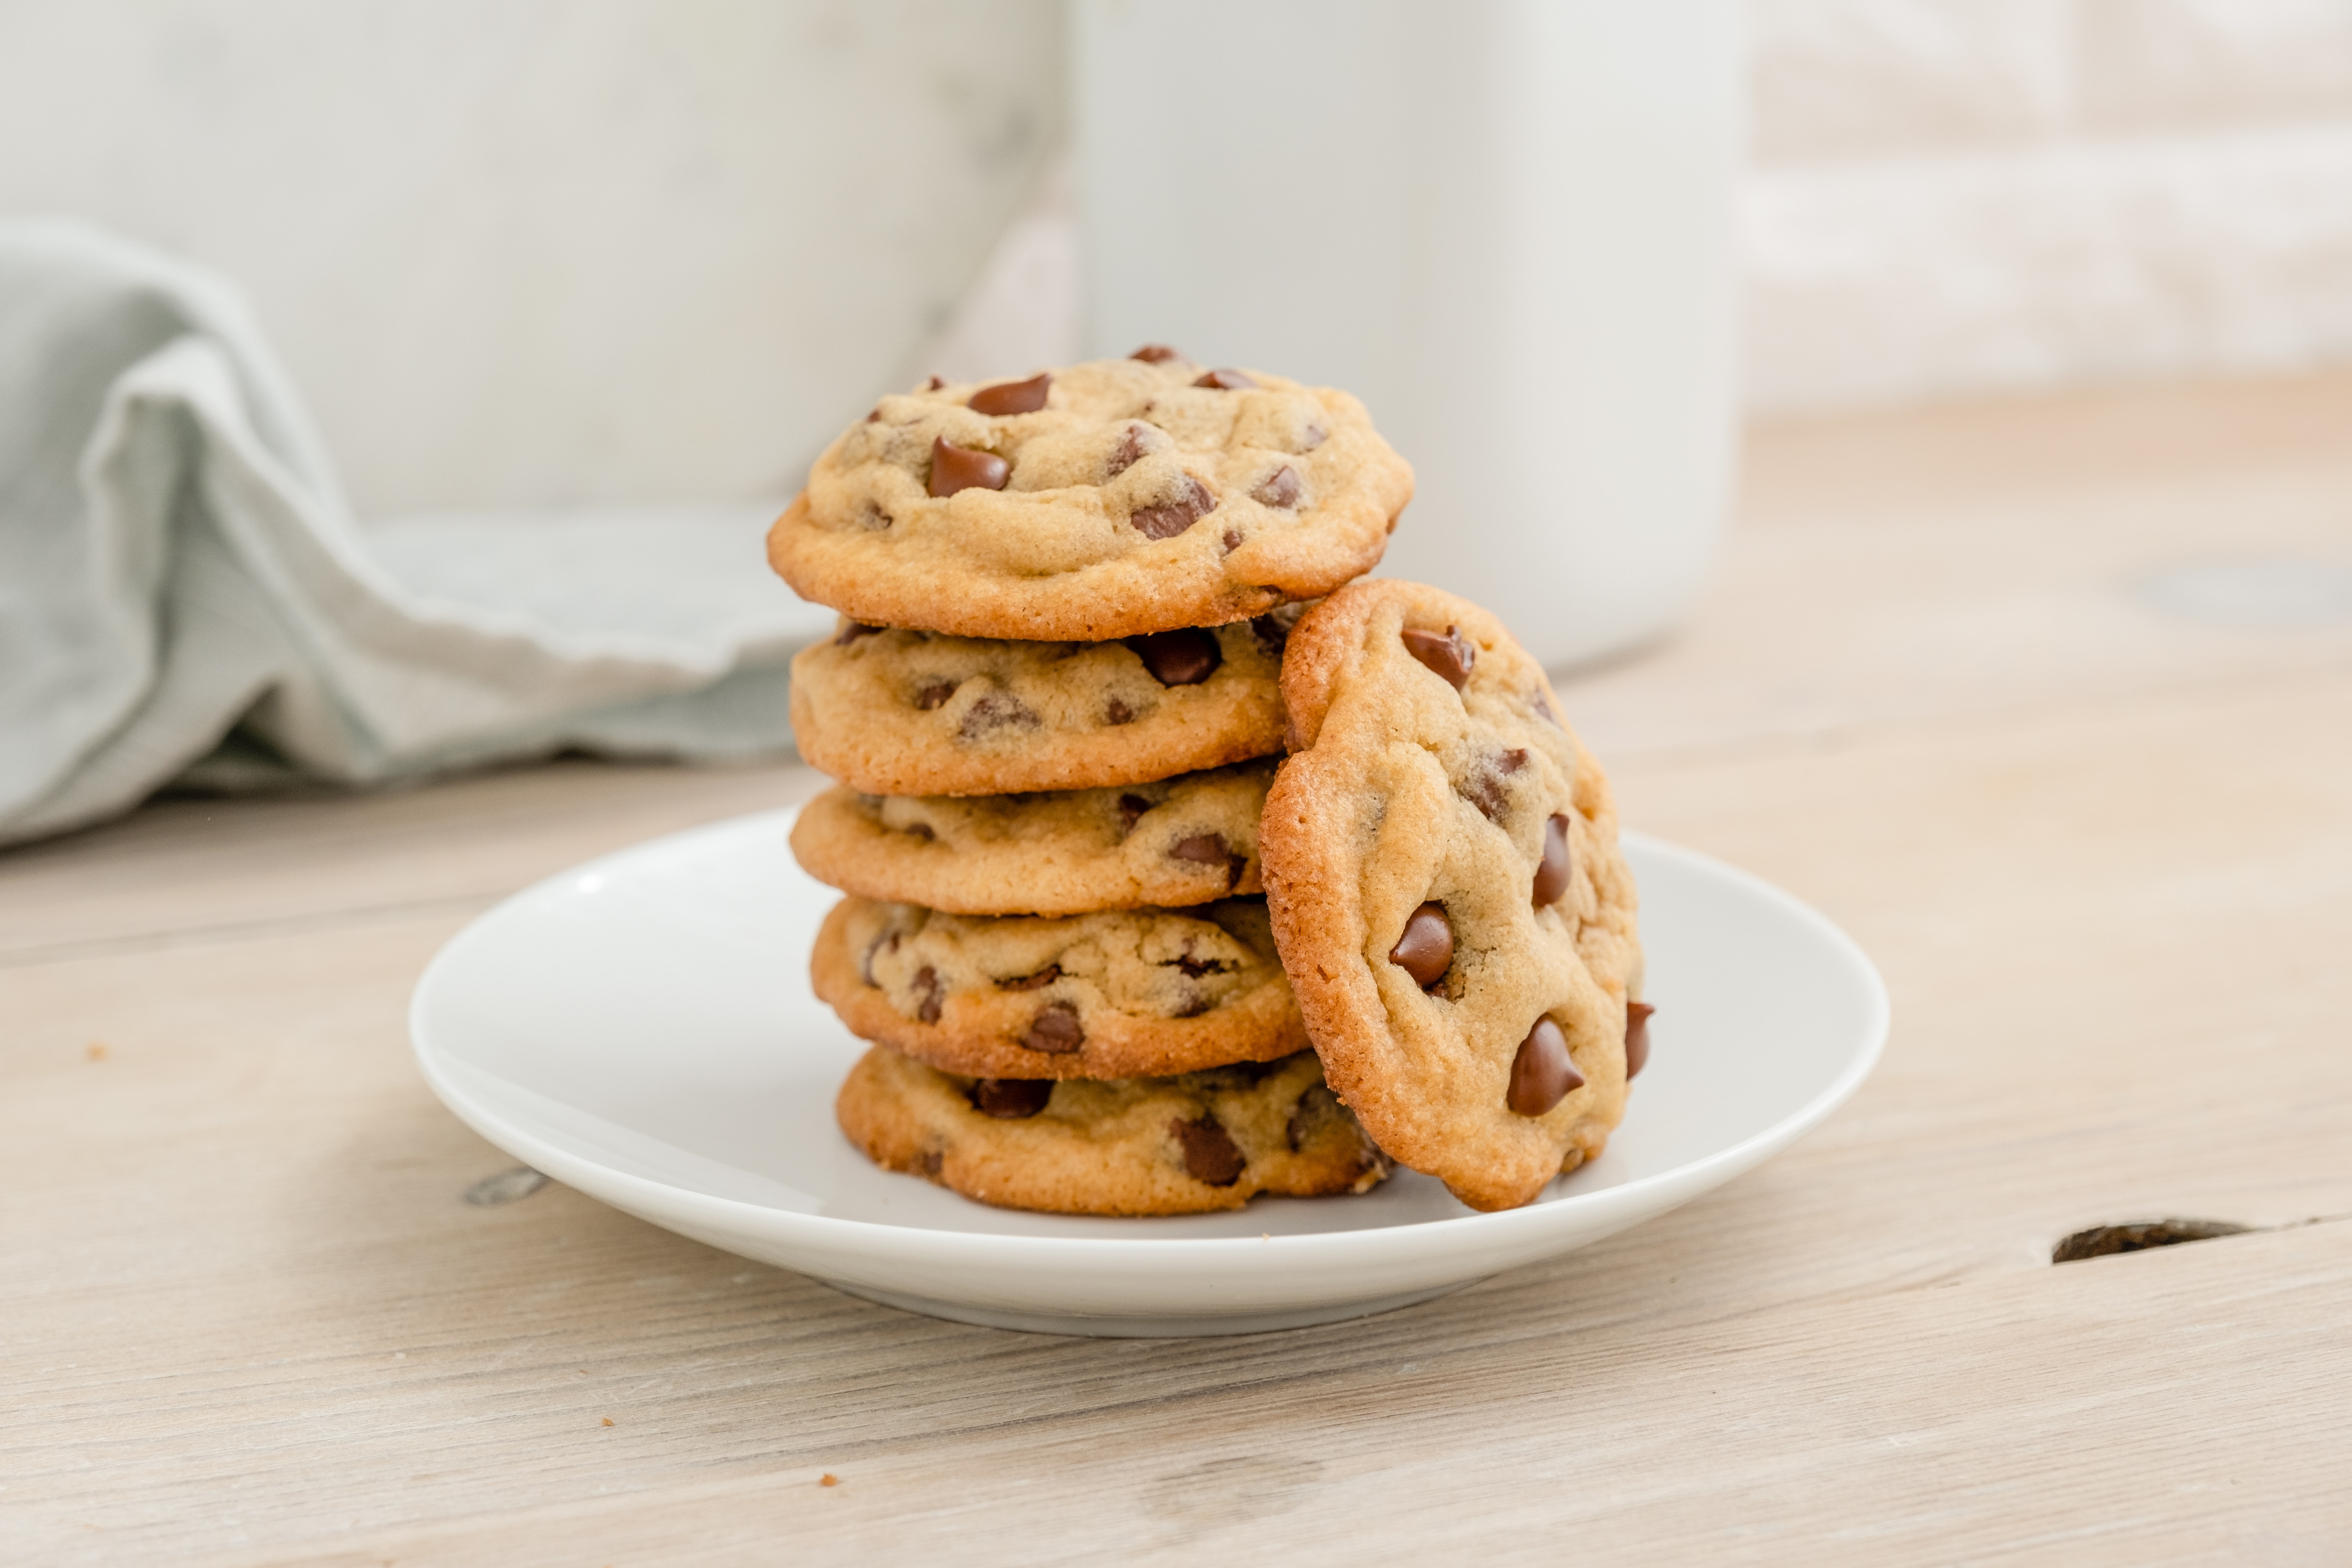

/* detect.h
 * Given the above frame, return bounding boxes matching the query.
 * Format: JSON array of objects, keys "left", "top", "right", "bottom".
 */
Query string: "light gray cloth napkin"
[{"left": 0, "top": 219, "right": 830, "bottom": 847}]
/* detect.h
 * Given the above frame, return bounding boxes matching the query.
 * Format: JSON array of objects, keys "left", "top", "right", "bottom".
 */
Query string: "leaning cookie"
[
  {"left": 790, "top": 761, "right": 1273, "bottom": 916},
  {"left": 789, "top": 616, "right": 1290, "bottom": 797},
  {"left": 1261, "top": 580, "right": 1645, "bottom": 1213},
  {"left": 837, "top": 1045, "right": 1390, "bottom": 1216},
  {"left": 769, "top": 350, "right": 1413, "bottom": 642},
  {"left": 811, "top": 896, "right": 1306, "bottom": 1080}
]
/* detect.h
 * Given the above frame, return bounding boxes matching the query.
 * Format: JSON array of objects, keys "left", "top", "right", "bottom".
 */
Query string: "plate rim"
[{"left": 410, "top": 811, "right": 1889, "bottom": 1264}]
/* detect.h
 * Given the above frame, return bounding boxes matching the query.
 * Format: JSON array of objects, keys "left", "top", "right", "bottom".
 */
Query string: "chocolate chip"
[
  {"left": 1249, "top": 614, "right": 1289, "bottom": 656},
  {"left": 1126, "top": 628, "right": 1222, "bottom": 685},
  {"left": 1461, "top": 748, "right": 1529, "bottom": 822},
  {"left": 1507, "top": 1016, "right": 1583, "bottom": 1117},
  {"left": 999, "top": 964, "right": 1061, "bottom": 992},
  {"left": 916, "top": 1146, "right": 944, "bottom": 1177},
  {"left": 923, "top": 374, "right": 946, "bottom": 390},
  {"left": 1532, "top": 692, "right": 1561, "bottom": 727},
  {"left": 1625, "top": 1001, "right": 1655, "bottom": 1079},
  {"left": 1170, "top": 1114, "right": 1246, "bottom": 1186},
  {"left": 1174, "top": 988, "right": 1213, "bottom": 1019},
  {"left": 1106, "top": 423, "right": 1154, "bottom": 478},
  {"left": 968, "top": 372, "right": 1050, "bottom": 416},
  {"left": 1251, "top": 466, "right": 1301, "bottom": 508},
  {"left": 1402, "top": 625, "right": 1474, "bottom": 689},
  {"left": 1221, "top": 528, "right": 1242, "bottom": 552},
  {"left": 912, "top": 966, "right": 944, "bottom": 1024},
  {"left": 1194, "top": 368, "right": 1257, "bottom": 390},
  {"left": 1131, "top": 344, "right": 1183, "bottom": 363},
  {"left": 1104, "top": 696, "right": 1135, "bottom": 725},
  {"left": 859, "top": 501, "right": 893, "bottom": 531},
  {"left": 1129, "top": 476, "right": 1216, "bottom": 540},
  {"left": 903, "top": 822, "right": 934, "bottom": 842},
  {"left": 1169, "top": 832, "right": 1229, "bottom": 865},
  {"left": 928, "top": 435, "right": 1009, "bottom": 497},
  {"left": 1171, "top": 947, "right": 1230, "bottom": 979},
  {"left": 1117, "top": 794, "right": 1151, "bottom": 832},
  {"left": 1299, "top": 422, "right": 1327, "bottom": 451},
  {"left": 1387, "top": 901, "right": 1453, "bottom": 991},
  {"left": 1024, "top": 1002, "right": 1084, "bottom": 1055},
  {"left": 958, "top": 692, "right": 1038, "bottom": 740},
  {"left": 834, "top": 621, "right": 882, "bottom": 645},
  {"left": 970, "top": 1078, "right": 1053, "bottom": 1119},
  {"left": 914, "top": 679, "right": 957, "bottom": 710},
  {"left": 1533, "top": 812, "right": 1574, "bottom": 906},
  {"left": 863, "top": 407, "right": 881, "bottom": 423}
]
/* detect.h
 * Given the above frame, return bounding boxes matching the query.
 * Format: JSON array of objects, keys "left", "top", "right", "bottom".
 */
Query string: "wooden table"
[{"left": 8, "top": 372, "right": 2351, "bottom": 1565}]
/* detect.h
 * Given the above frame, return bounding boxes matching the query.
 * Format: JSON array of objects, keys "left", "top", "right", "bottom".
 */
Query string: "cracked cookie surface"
[
  {"left": 1261, "top": 580, "right": 1644, "bottom": 1212},
  {"left": 788, "top": 616, "right": 1289, "bottom": 796},
  {"left": 812, "top": 896, "right": 1304, "bottom": 1080},
  {"left": 791, "top": 760, "right": 1274, "bottom": 916},
  {"left": 768, "top": 352, "right": 1412, "bottom": 641},
  {"left": 835, "top": 1044, "right": 1389, "bottom": 1215}
]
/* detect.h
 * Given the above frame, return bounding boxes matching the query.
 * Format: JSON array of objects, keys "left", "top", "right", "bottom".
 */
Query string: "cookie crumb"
[
  {"left": 85, "top": 1042, "right": 106, "bottom": 1062},
  {"left": 601, "top": 1417, "right": 614, "bottom": 1427},
  {"left": 820, "top": 1473, "right": 839, "bottom": 1488}
]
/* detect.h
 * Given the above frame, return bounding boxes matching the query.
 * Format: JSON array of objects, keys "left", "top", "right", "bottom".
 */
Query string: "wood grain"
[{"left": 5, "top": 371, "right": 2351, "bottom": 1564}]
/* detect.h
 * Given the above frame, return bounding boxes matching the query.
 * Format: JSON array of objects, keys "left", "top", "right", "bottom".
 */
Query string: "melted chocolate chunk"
[
  {"left": 916, "top": 1146, "right": 944, "bottom": 1177},
  {"left": 912, "top": 965, "right": 944, "bottom": 1024},
  {"left": 913, "top": 679, "right": 958, "bottom": 711},
  {"left": 1625, "top": 1001, "right": 1655, "bottom": 1079},
  {"left": 1104, "top": 696, "right": 1136, "bottom": 726},
  {"left": 1169, "top": 832, "right": 1229, "bottom": 865},
  {"left": 1249, "top": 613, "right": 1290, "bottom": 657},
  {"left": 1251, "top": 465, "right": 1301, "bottom": 508},
  {"left": 1131, "top": 343, "right": 1184, "bottom": 363},
  {"left": 1402, "top": 625, "right": 1474, "bottom": 689},
  {"left": 1506, "top": 1016, "right": 1583, "bottom": 1117},
  {"left": 1461, "top": 748, "right": 1530, "bottom": 822},
  {"left": 998, "top": 964, "right": 1061, "bottom": 992},
  {"left": 1129, "top": 476, "right": 1216, "bottom": 540},
  {"left": 1126, "top": 628, "right": 1222, "bottom": 686},
  {"left": 1117, "top": 794, "right": 1152, "bottom": 832},
  {"left": 969, "top": 1077, "right": 1053, "bottom": 1119},
  {"left": 834, "top": 621, "right": 882, "bottom": 645},
  {"left": 1024, "top": 1002, "right": 1085, "bottom": 1055},
  {"left": 1170, "top": 1114, "right": 1246, "bottom": 1186},
  {"left": 902, "top": 821, "right": 934, "bottom": 842},
  {"left": 1221, "top": 527, "right": 1242, "bottom": 552},
  {"left": 1387, "top": 901, "right": 1454, "bottom": 991},
  {"left": 1170, "top": 946, "right": 1230, "bottom": 979},
  {"left": 1533, "top": 812, "right": 1574, "bottom": 906},
  {"left": 968, "top": 371, "right": 1050, "bottom": 416},
  {"left": 928, "top": 435, "right": 1009, "bottom": 497},
  {"left": 1193, "top": 368, "right": 1257, "bottom": 390},
  {"left": 957, "top": 692, "right": 1039, "bottom": 740},
  {"left": 1105, "top": 422, "right": 1155, "bottom": 479}
]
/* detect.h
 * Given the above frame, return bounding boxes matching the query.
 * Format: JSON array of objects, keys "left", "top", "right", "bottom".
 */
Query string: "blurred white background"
[{"left": 2, "top": 0, "right": 2349, "bottom": 518}]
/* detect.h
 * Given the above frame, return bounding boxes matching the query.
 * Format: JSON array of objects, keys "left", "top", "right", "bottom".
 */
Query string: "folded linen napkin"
[{"left": 0, "top": 219, "right": 828, "bottom": 847}]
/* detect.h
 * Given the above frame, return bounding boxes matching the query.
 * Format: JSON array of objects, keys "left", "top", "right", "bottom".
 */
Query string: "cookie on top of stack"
[{"left": 774, "top": 346, "right": 1415, "bottom": 1215}]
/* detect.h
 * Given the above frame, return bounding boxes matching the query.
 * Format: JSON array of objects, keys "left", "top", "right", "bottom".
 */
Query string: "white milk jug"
[{"left": 1073, "top": 0, "right": 1745, "bottom": 668}]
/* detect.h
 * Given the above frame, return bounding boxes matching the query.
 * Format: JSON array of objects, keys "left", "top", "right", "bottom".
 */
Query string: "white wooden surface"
[{"left": 5, "top": 372, "right": 2351, "bottom": 1565}]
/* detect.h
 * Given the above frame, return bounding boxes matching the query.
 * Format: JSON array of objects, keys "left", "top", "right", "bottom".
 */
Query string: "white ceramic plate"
[{"left": 411, "top": 811, "right": 1887, "bottom": 1337}]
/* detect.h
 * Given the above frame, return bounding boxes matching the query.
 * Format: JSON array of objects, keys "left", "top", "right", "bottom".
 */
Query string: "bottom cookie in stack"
[
  {"left": 836, "top": 1045, "right": 1389, "bottom": 1216},
  {"left": 797, "top": 772, "right": 1392, "bottom": 1215}
]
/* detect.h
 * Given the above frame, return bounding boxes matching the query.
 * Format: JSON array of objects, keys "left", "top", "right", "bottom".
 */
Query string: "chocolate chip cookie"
[
  {"left": 790, "top": 760, "right": 1274, "bottom": 916},
  {"left": 811, "top": 896, "right": 1305, "bottom": 1080},
  {"left": 835, "top": 1043, "right": 1390, "bottom": 1215},
  {"left": 1260, "top": 581, "right": 1645, "bottom": 1212},
  {"left": 768, "top": 350, "right": 1413, "bottom": 641},
  {"left": 789, "top": 616, "right": 1291, "bottom": 796}
]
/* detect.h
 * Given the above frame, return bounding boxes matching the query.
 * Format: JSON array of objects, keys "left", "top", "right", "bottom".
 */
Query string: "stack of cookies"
[
  {"left": 771, "top": 348, "right": 1415, "bottom": 1215},
  {"left": 771, "top": 350, "right": 1650, "bottom": 1217}
]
